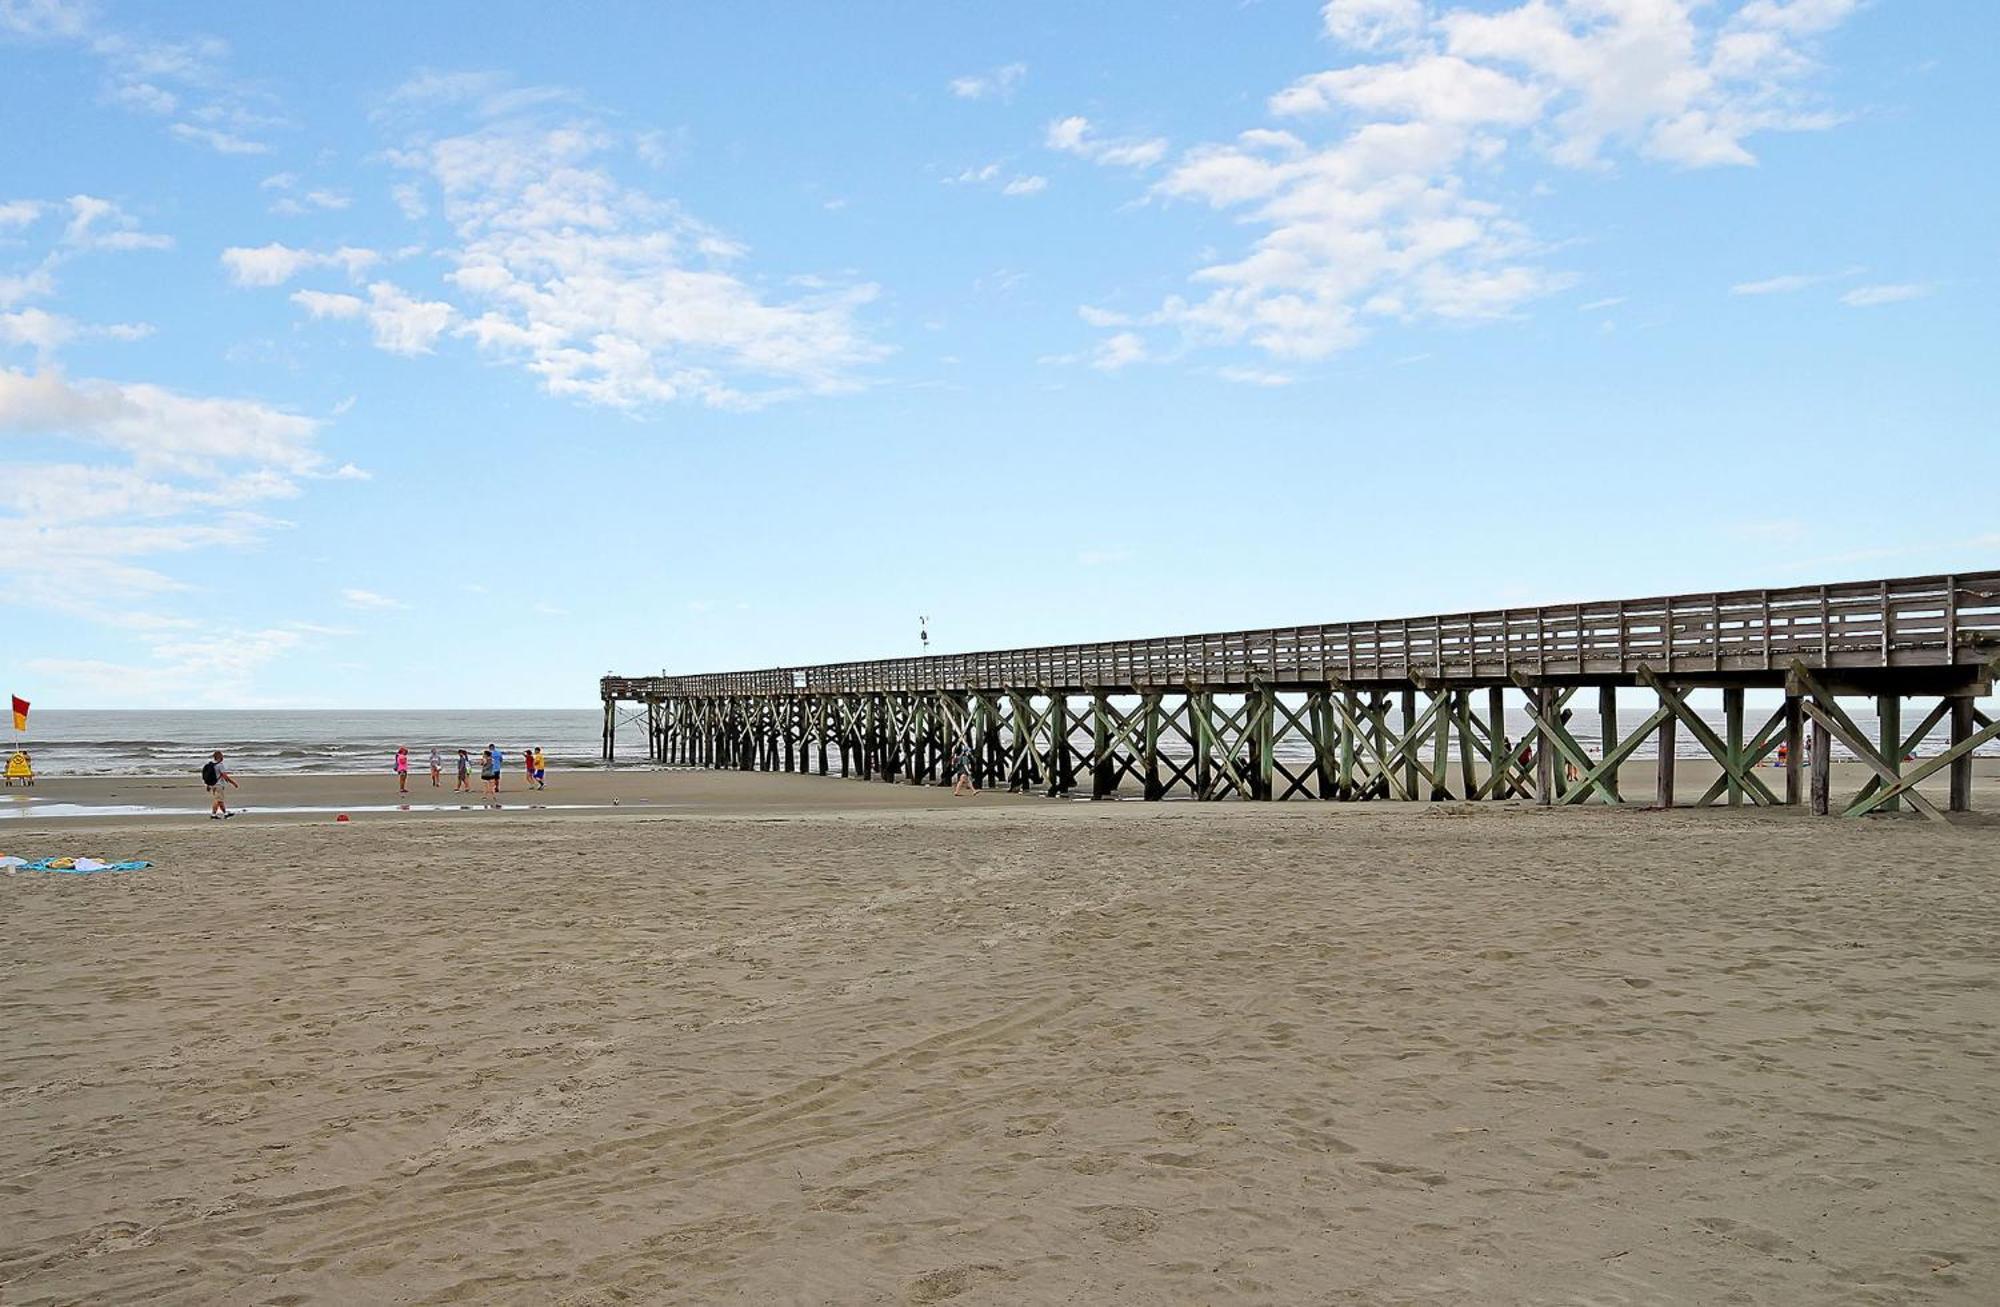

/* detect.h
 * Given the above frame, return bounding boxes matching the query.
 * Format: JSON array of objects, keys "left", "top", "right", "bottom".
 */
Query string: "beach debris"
[{"left": 336, "top": 813, "right": 351, "bottom": 823}]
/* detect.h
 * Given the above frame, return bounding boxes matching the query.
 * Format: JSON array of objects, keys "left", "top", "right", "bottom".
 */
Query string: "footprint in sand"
[
  {"left": 1086, "top": 1205, "right": 1162, "bottom": 1243},
  {"left": 905, "top": 1263, "right": 1003, "bottom": 1303}
]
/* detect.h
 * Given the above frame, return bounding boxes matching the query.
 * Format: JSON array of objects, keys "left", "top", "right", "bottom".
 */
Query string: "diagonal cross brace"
[
  {"left": 1637, "top": 666, "right": 1780, "bottom": 806},
  {"left": 1786, "top": 662, "right": 1947, "bottom": 822}
]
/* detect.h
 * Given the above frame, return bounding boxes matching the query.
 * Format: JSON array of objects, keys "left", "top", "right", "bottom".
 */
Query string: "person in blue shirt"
[{"left": 483, "top": 743, "right": 504, "bottom": 795}]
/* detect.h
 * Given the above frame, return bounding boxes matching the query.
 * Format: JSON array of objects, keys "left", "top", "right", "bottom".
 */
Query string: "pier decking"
[{"left": 602, "top": 571, "right": 2000, "bottom": 819}]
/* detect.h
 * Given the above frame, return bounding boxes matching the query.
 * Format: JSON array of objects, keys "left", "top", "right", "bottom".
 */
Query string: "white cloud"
[
  {"left": 0, "top": 367, "right": 330, "bottom": 477},
  {"left": 23, "top": 622, "right": 338, "bottom": 706},
  {"left": 1321, "top": 0, "right": 1427, "bottom": 52},
  {"left": 949, "top": 162, "right": 1047, "bottom": 197},
  {"left": 5, "top": 4, "right": 282, "bottom": 161},
  {"left": 0, "top": 307, "right": 74, "bottom": 353},
  {"left": 1841, "top": 282, "right": 1932, "bottom": 308},
  {"left": 350, "top": 96, "right": 885, "bottom": 408},
  {"left": 1272, "top": 56, "right": 1546, "bottom": 125},
  {"left": 358, "top": 281, "right": 454, "bottom": 354},
  {"left": 1217, "top": 365, "right": 1296, "bottom": 386},
  {"left": 61, "top": 194, "right": 171, "bottom": 251},
  {"left": 341, "top": 587, "right": 408, "bottom": 611},
  {"left": 0, "top": 367, "right": 354, "bottom": 639},
  {"left": 1578, "top": 296, "right": 1625, "bottom": 311},
  {"left": 0, "top": 198, "right": 169, "bottom": 320},
  {"left": 1093, "top": 332, "right": 1147, "bottom": 370},
  {"left": 264, "top": 176, "right": 352, "bottom": 216},
  {"left": 380, "top": 68, "right": 575, "bottom": 121},
  {"left": 1045, "top": 116, "right": 1169, "bottom": 169},
  {"left": 289, "top": 283, "right": 452, "bottom": 354},
  {"left": 1732, "top": 271, "right": 1824, "bottom": 295},
  {"left": 950, "top": 62, "right": 1027, "bottom": 101},
  {"left": 1435, "top": 0, "right": 1851, "bottom": 169},
  {"left": 1070, "top": 0, "right": 1856, "bottom": 369},
  {"left": 169, "top": 121, "right": 269, "bottom": 154},
  {"left": 0, "top": 308, "right": 152, "bottom": 354},
  {"left": 289, "top": 289, "right": 364, "bottom": 320},
  {"left": 391, "top": 182, "right": 428, "bottom": 220},
  {"left": 0, "top": 268, "right": 56, "bottom": 308},
  {"left": 220, "top": 242, "right": 378, "bottom": 287}
]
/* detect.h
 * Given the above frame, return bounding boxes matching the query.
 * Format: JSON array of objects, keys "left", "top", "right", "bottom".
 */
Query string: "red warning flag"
[{"left": 10, "top": 696, "right": 26, "bottom": 731}]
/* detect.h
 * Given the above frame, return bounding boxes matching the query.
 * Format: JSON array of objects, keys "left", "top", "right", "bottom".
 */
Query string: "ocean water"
[
  {"left": 11, "top": 710, "right": 615, "bottom": 778},
  {"left": 6, "top": 701, "right": 1989, "bottom": 780}
]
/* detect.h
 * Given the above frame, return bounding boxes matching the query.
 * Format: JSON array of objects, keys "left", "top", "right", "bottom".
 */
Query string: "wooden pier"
[{"left": 601, "top": 571, "right": 2000, "bottom": 819}]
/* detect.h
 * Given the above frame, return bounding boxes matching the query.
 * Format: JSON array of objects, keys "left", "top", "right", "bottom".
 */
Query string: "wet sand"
[
  {"left": 3, "top": 779, "right": 1998, "bottom": 1303},
  {"left": 7, "top": 753, "right": 1995, "bottom": 823}
]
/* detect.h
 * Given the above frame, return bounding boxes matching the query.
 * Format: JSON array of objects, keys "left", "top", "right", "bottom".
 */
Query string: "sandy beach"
[{"left": 3, "top": 775, "right": 1997, "bottom": 1304}]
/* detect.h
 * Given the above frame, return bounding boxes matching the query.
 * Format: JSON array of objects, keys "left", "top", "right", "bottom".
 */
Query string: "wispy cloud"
[
  {"left": 221, "top": 242, "right": 378, "bottom": 287},
  {"left": 1061, "top": 0, "right": 1859, "bottom": 370},
  {"left": 321, "top": 75, "right": 887, "bottom": 409},
  {"left": 1841, "top": 282, "right": 1933, "bottom": 308},
  {"left": 1730, "top": 269, "right": 1857, "bottom": 296},
  {"left": 341, "top": 587, "right": 408, "bottom": 611},
  {"left": 1046, "top": 116, "right": 1168, "bottom": 169},
  {"left": 950, "top": 62, "right": 1026, "bottom": 101}
]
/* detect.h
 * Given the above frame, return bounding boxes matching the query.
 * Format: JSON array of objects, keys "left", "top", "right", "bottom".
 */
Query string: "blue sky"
[{"left": 2, "top": 0, "right": 1994, "bottom": 708}]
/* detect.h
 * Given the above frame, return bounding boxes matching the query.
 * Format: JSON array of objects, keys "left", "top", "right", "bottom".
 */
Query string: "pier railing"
[{"left": 606, "top": 571, "right": 2000, "bottom": 698}]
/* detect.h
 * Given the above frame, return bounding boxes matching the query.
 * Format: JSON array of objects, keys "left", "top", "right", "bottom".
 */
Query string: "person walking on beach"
[
  {"left": 429, "top": 747, "right": 442, "bottom": 788},
  {"left": 951, "top": 738, "right": 976, "bottom": 797},
  {"left": 202, "top": 750, "right": 238, "bottom": 820},
  {"left": 523, "top": 746, "right": 536, "bottom": 790},
  {"left": 534, "top": 747, "right": 547, "bottom": 790},
  {"left": 484, "top": 743, "right": 503, "bottom": 795},
  {"left": 455, "top": 748, "right": 472, "bottom": 792},
  {"left": 395, "top": 746, "right": 410, "bottom": 795}
]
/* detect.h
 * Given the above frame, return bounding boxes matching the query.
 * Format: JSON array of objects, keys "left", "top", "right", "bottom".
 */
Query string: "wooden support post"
[
  {"left": 1368, "top": 694, "right": 1390, "bottom": 799},
  {"left": 1877, "top": 693, "right": 1902, "bottom": 813},
  {"left": 1142, "top": 693, "right": 1164, "bottom": 800},
  {"left": 1048, "top": 693, "right": 1071, "bottom": 796},
  {"left": 1456, "top": 691, "right": 1477, "bottom": 799},
  {"left": 1091, "top": 692, "right": 1114, "bottom": 799},
  {"left": 1656, "top": 706, "right": 1676, "bottom": 809},
  {"left": 1193, "top": 691, "right": 1214, "bottom": 799},
  {"left": 1597, "top": 686, "right": 1621, "bottom": 801},
  {"left": 1430, "top": 692, "right": 1449, "bottom": 800},
  {"left": 1723, "top": 687, "right": 1745, "bottom": 806},
  {"left": 1311, "top": 691, "right": 1336, "bottom": 800},
  {"left": 1535, "top": 686, "right": 1555, "bottom": 806},
  {"left": 1488, "top": 687, "right": 1509, "bottom": 800},
  {"left": 1400, "top": 687, "right": 1418, "bottom": 797},
  {"left": 1783, "top": 695, "right": 1803, "bottom": 805},
  {"left": 1252, "top": 684, "right": 1275, "bottom": 801},
  {"left": 1950, "top": 694, "right": 1975, "bottom": 813},
  {"left": 1339, "top": 689, "right": 1358, "bottom": 799},
  {"left": 1809, "top": 700, "right": 1831, "bottom": 816}
]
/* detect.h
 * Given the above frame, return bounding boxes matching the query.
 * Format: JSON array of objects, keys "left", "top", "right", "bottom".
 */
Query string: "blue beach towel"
[{"left": 1, "top": 857, "right": 152, "bottom": 874}]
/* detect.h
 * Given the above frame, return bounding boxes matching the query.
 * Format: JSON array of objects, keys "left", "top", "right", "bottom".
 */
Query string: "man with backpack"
[{"left": 202, "top": 750, "right": 239, "bottom": 819}]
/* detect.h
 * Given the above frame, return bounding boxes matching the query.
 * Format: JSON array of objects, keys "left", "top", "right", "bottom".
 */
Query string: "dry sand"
[{"left": 3, "top": 773, "right": 1998, "bottom": 1304}]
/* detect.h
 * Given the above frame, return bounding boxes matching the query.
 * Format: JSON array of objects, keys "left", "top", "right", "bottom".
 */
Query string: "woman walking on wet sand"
[
  {"left": 455, "top": 748, "right": 472, "bottom": 792},
  {"left": 429, "top": 747, "right": 442, "bottom": 788},
  {"left": 395, "top": 746, "right": 409, "bottom": 795}
]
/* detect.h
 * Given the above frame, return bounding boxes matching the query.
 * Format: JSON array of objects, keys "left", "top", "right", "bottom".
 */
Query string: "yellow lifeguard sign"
[{"left": 4, "top": 751, "right": 31, "bottom": 787}]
